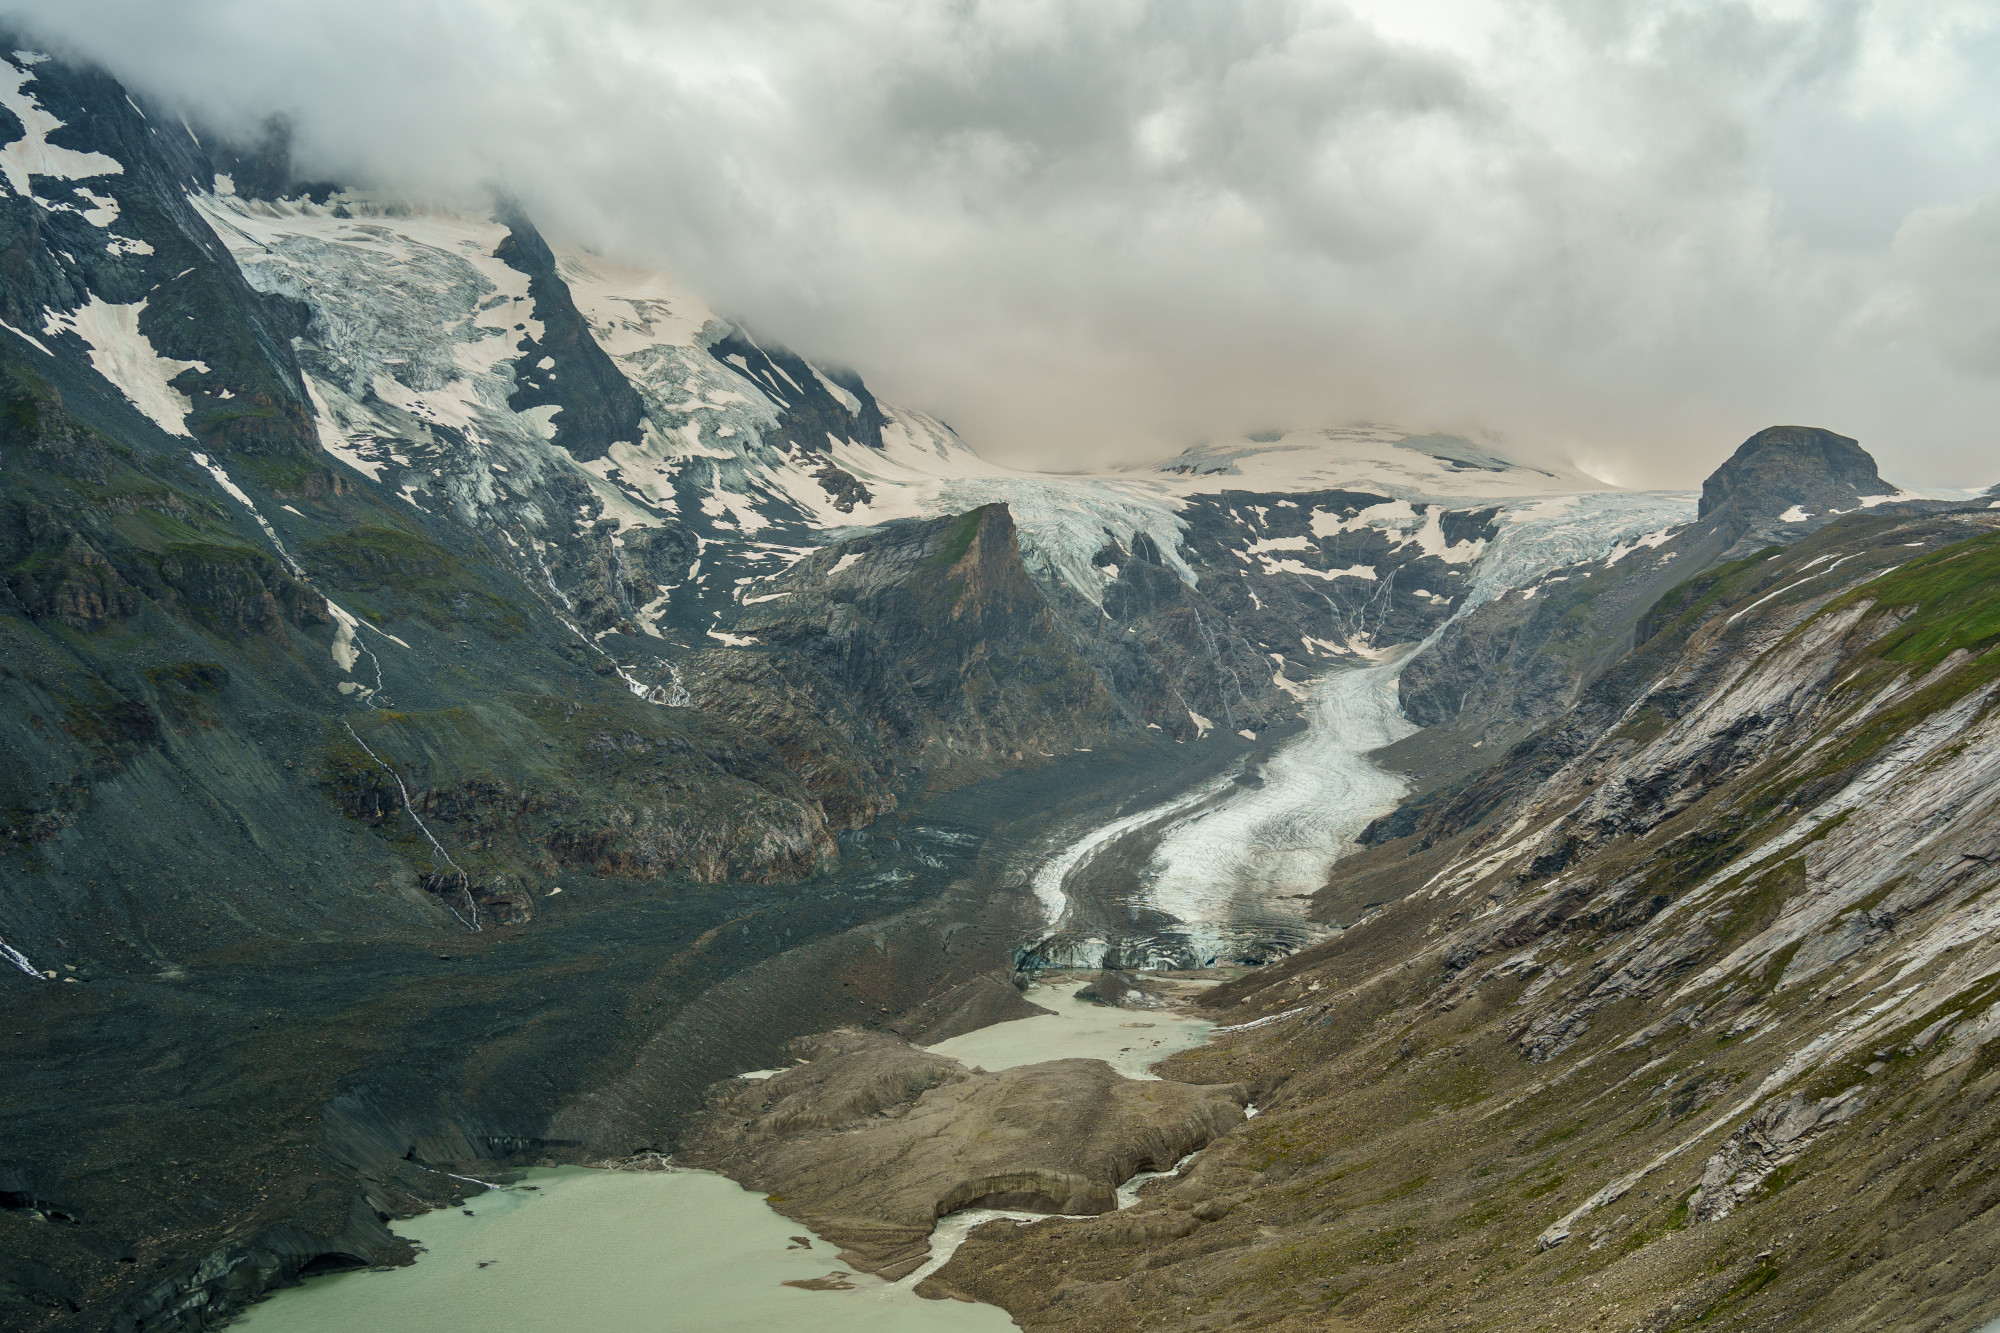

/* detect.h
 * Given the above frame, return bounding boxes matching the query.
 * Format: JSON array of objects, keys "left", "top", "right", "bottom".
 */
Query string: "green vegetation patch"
[
  {"left": 931, "top": 504, "right": 1002, "bottom": 568},
  {"left": 1839, "top": 532, "right": 2000, "bottom": 671},
  {"left": 109, "top": 508, "right": 241, "bottom": 552},
  {"left": 1637, "top": 547, "right": 1782, "bottom": 646},
  {"left": 1418, "top": 1061, "right": 1492, "bottom": 1111},
  {"left": 1709, "top": 854, "right": 1808, "bottom": 950},
  {"left": 1351, "top": 1224, "right": 1420, "bottom": 1265},
  {"left": 1521, "top": 1173, "right": 1565, "bottom": 1200},
  {"left": 1371, "top": 1172, "right": 1432, "bottom": 1205},
  {"left": 1532, "top": 1119, "right": 1585, "bottom": 1151},
  {"left": 1696, "top": 1254, "right": 1783, "bottom": 1321},
  {"left": 237, "top": 452, "right": 327, "bottom": 495},
  {"left": 1238, "top": 1116, "right": 1331, "bottom": 1173},
  {"left": 304, "top": 524, "right": 524, "bottom": 638},
  {"left": 1756, "top": 940, "right": 1803, "bottom": 994},
  {"left": 1779, "top": 531, "right": 2000, "bottom": 782},
  {"left": 158, "top": 539, "right": 268, "bottom": 568},
  {"left": 143, "top": 661, "right": 230, "bottom": 729},
  {"left": 143, "top": 662, "right": 230, "bottom": 693},
  {"left": 1614, "top": 706, "right": 1670, "bottom": 747}
]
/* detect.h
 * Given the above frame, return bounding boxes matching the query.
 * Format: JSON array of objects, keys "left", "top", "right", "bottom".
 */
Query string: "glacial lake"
[{"left": 232, "top": 979, "right": 1216, "bottom": 1332}]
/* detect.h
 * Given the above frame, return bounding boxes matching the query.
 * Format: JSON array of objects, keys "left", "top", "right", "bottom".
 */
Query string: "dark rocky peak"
[
  {"left": 494, "top": 207, "right": 646, "bottom": 464},
  {"left": 763, "top": 503, "right": 1036, "bottom": 623},
  {"left": 0, "top": 43, "right": 323, "bottom": 469},
  {"left": 732, "top": 503, "right": 1120, "bottom": 771},
  {"left": 1698, "top": 425, "right": 1888, "bottom": 534},
  {"left": 707, "top": 328, "right": 890, "bottom": 452}
]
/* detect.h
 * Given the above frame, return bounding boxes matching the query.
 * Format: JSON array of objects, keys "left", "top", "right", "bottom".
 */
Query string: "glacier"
[{"left": 1031, "top": 489, "right": 1700, "bottom": 969}]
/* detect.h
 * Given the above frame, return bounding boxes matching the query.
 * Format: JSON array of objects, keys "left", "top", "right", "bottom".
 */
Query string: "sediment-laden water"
[
  {"left": 232, "top": 977, "right": 1216, "bottom": 1332},
  {"left": 237, "top": 493, "right": 1699, "bottom": 1330},
  {"left": 234, "top": 1166, "right": 1013, "bottom": 1333},
  {"left": 925, "top": 976, "right": 1214, "bottom": 1078}
]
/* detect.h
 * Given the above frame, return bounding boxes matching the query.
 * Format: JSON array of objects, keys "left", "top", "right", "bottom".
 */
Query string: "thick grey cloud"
[{"left": 12, "top": 0, "right": 2000, "bottom": 487}]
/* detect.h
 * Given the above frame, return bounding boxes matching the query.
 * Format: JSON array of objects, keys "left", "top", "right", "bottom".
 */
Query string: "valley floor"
[{"left": 0, "top": 738, "right": 1245, "bottom": 1331}]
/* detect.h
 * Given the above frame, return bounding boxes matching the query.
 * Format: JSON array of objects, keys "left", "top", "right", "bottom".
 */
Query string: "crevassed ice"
[{"left": 1114, "top": 491, "right": 1699, "bottom": 967}]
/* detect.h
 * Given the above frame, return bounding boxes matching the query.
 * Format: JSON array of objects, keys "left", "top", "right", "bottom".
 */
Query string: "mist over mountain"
[{"left": 8, "top": 0, "right": 2000, "bottom": 489}]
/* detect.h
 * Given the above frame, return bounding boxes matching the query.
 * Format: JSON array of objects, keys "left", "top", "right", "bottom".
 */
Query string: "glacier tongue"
[
  {"left": 188, "top": 189, "right": 1706, "bottom": 963},
  {"left": 1038, "top": 490, "right": 1700, "bottom": 969},
  {"left": 1139, "top": 657, "right": 1417, "bottom": 967}
]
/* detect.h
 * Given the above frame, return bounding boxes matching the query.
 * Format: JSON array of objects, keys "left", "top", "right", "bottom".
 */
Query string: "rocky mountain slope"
[
  {"left": 1390, "top": 423, "right": 1954, "bottom": 766},
  {"left": 927, "top": 501, "right": 2000, "bottom": 1332},
  {"left": 0, "top": 39, "right": 1682, "bottom": 1331},
  {"left": 0, "top": 33, "right": 1674, "bottom": 963}
]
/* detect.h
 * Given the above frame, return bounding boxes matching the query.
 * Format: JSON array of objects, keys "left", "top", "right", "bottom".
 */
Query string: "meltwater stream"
[{"left": 1032, "top": 491, "right": 1699, "bottom": 969}]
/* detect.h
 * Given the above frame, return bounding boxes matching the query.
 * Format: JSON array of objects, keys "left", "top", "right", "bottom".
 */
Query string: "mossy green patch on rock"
[
  {"left": 1835, "top": 531, "right": 2000, "bottom": 671},
  {"left": 931, "top": 504, "right": 1000, "bottom": 569},
  {"left": 304, "top": 524, "right": 525, "bottom": 638}
]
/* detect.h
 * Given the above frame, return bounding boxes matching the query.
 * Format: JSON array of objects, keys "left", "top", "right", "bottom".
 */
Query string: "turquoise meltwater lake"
[
  {"left": 232, "top": 1166, "right": 1014, "bottom": 1333},
  {"left": 233, "top": 979, "right": 1217, "bottom": 1332}
]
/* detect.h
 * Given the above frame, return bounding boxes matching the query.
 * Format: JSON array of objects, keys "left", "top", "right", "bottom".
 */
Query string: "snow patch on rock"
[{"left": 42, "top": 298, "right": 201, "bottom": 437}]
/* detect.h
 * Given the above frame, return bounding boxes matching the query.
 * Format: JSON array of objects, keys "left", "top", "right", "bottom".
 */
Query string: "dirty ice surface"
[{"left": 232, "top": 1166, "right": 1012, "bottom": 1333}]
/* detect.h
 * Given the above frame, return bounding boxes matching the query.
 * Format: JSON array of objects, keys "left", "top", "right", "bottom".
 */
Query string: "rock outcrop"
[
  {"left": 12, "top": 31, "right": 2000, "bottom": 1333},
  {"left": 1393, "top": 425, "right": 1913, "bottom": 758},
  {"left": 736, "top": 503, "right": 1123, "bottom": 777},
  {"left": 889, "top": 972, "right": 1054, "bottom": 1045},
  {"left": 1699, "top": 424, "right": 1888, "bottom": 551}
]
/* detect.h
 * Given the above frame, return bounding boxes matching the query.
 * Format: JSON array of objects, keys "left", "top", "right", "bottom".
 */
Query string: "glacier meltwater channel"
[{"left": 1030, "top": 490, "right": 1699, "bottom": 970}]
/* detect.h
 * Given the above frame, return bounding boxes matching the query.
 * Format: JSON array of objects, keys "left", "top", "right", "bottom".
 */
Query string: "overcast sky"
[{"left": 15, "top": 0, "right": 2000, "bottom": 488}]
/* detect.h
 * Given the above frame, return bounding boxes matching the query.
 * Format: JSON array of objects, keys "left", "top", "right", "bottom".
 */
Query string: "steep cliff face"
[
  {"left": 0, "top": 41, "right": 1160, "bottom": 1327},
  {"left": 1699, "top": 425, "right": 1889, "bottom": 550},
  {"left": 0, "top": 339, "right": 922, "bottom": 947},
  {"left": 936, "top": 506, "right": 2000, "bottom": 1333},
  {"left": 0, "top": 54, "right": 324, "bottom": 474},
  {"left": 0, "top": 34, "right": 1158, "bottom": 948},
  {"left": 1390, "top": 517, "right": 1715, "bottom": 759},
  {"left": 1048, "top": 490, "right": 1502, "bottom": 740}
]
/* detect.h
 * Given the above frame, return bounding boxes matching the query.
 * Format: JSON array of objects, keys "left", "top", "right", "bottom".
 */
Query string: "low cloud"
[{"left": 13, "top": 0, "right": 2000, "bottom": 488}]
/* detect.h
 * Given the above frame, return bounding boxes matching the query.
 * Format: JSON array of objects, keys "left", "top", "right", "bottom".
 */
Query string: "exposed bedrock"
[
  {"left": 1390, "top": 426, "right": 1942, "bottom": 760},
  {"left": 931, "top": 510, "right": 2000, "bottom": 1333},
  {"left": 1698, "top": 424, "right": 1887, "bottom": 550},
  {"left": 682, "top": 1029, "right": 1247, "bottom": 1280}
]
